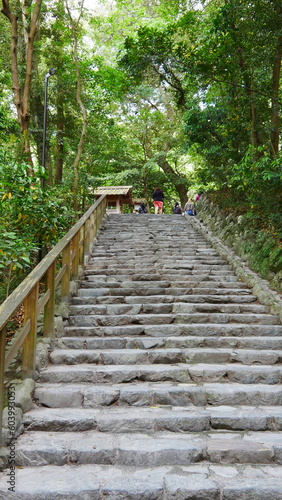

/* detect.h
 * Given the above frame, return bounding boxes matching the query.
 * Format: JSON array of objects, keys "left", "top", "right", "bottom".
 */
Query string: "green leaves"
[{"left": 0, "top": 228, "right": 33, "bottom": 298}]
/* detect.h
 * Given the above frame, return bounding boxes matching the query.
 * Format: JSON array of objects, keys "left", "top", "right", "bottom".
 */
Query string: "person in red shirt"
[{"left": 152, "top": 187, "right": 164, "bottom": 214}]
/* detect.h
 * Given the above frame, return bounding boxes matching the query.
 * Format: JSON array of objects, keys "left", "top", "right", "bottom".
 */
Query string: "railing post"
[
  {"left": 22, "top": 284, "right": 39, "bottom": 379},
  {"left": 43, "top": 262, "right": 56, "bottom": 337},
  {"left": 89, "top": 212, "right": 95, "bottom": 244},
  {"left": 61, "top": 242, "right": 71, "bottom": 302},
  {"left": 84, "top": 219, "right": 90, "bottom": 256},
  {"left": 0, "top": 327, "right": 6, "bottom": 445},
  {"left": 71, "top": 232, "right": 80, "bottom": 280},
  {"left": 92, "top": 211, "right": 97, "bottom": 241},
  {"left": 79, "top": 225, "right": 85, "bottom": 269}
]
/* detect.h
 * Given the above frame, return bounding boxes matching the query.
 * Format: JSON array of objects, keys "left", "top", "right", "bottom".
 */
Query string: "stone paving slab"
[
  {"left": 2, "top": 463, "right": 282, "bottom": 499},
  {"left": 23, "top": 405, "right": 282, "bottom": 432},
  {"left": 64, "top": 323, "right": 282, "bottom": 338},
  {"left": 14, "top": 430, "right": 282, "bottom": 466},
  {"left": 52, "top": 334, "right": 282, "bottom": 351},
  {"left": 72, "top": 293, "right": 258, "bottom": 305},
  {"left": 39, "top": 362, "right": 282, "bottom": 385},
  {"left": 79, "top": 281, "right": 251, "bottom": 292},
  {"left": 49, "top": 347, "right": 282, "bottom": 366},
  {"left": 34, "top": 382, "right": 282, "bottom": 408},
  {"left": 68, "top": 312, "right": 280, "bottom": 327},
  {"left": 68, "top": 302, "right": 269, "bottom": 315},
  {"left": 78, "top": 285, "right": 252, "bottom": 296}
]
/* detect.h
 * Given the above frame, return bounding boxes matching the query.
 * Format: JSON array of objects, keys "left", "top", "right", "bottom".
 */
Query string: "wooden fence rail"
[{"left": 0, "top": 195, "right": 107, "bottom": 444}]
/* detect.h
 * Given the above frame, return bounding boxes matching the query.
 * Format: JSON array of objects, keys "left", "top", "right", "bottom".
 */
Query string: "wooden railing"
[{"left": 0, "top": 195, "right": 107, "bottom": 444}]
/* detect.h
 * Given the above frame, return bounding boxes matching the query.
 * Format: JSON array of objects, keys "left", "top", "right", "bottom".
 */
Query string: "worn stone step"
[
  {"left": 14, "top": 430, "right": 282, "bottom": 467},
  {"left": 72, "top": 293, "right": 258, "bottom": 305},
  {"left": 23, "top": 406, "right": 282, "bottom": 433},
  {"left": 93, "top": 250, "right": 219, "bottom": 258},
  {"left": 49, "top": 348, "right": 185, "bottom": 365},
  {"left": 78, "top": 285, "right": 252, "bottom": 297},
  {"left": 69, "top": 303, "right": 269, "bottom": 316},
  {"left": 95, "top": 247, "right": 211, "bottom": 253},
  {"left": 53, "top": 335, "right": 282, "bottom": 351},
  {"left": 49, "top": 347, "right": 282, "bottom": 366},
  {"left": 1, "top": 463, "right": 282, "bottom": 500},
  {"left": 84, "top": 267, "right": 234, "bottom": 275},
  {"left": 39, "top": 363, "right": 282, "bottom": 385},
  {"left": 87, "top": 256, "right": 230, "bottom": 262},
  {"left": 68, "top": 312, "right": 280, "bottom": 327},
  {"left": 64, "top": 323, "right": 282, "bottom": 338},
  {"left": 86, "top": 259, "right": 229, "bottom": 267},
  {"left": 83, "top": 275, "right": 239, "bottom": 285},
  {"left": 34, "top": 382, "right": 282, "bottom": 408},
  {"left": 83, "top": 272, "right": 236, "bottom": 282}
]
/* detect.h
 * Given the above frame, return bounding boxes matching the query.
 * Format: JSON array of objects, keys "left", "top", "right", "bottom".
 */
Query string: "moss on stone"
[{"left": 197, "top": 195, "right": 282, "bottom": 293}]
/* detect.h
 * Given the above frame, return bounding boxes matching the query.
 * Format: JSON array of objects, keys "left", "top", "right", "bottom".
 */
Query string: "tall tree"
[
  {"left": 1, "top": 0, "right": 42, "bottom": 167},
  {"left": 65, "top": 0, "right": 88, "bottom": 210}
]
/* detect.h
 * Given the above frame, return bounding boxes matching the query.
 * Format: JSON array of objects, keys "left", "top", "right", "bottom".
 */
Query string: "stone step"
[
  {"left": 93, "top": 250, "right": 219, "bottom": 258},
  {"left": 94, "top": 241, "right": 211, "bottom": 247},
  {"left": 68, "top": 312, "right": 280, "bottom": 327},
  {"left": 53, "top": 335, "right": 282, "bottom": 351},
  {"left": 39, "top": 363, "right": 282, "bottom": 384},
  {"left": 34, "top": 382, "right": 282, "bottom": 408},
  {"left": 72, "top": 293, "right": 258, "bottom": 305},
  {"left": 63, "top": 323, "right": 282, "bottom": 338},
  {"left": 1, "top": 463, "right": 282, "bottom": 500},
  {"left": 92, "top": 249, "right": 216, "bottom": 256},
  {"left": 49, "top": 347, "right": 282, "bottom": 366},
  {"left": 69, "top": 303, "right": 269, "bottom": 316},
  {"left": 87, "top": 258, "right": 228, "bottom": 266},
  {"left": 82, "top": 274, "right": 239, "bottom": 284},
  {"left": 14, "top": 430, "right": 282, "bottom": 467},
  {"left": 84, "top": 266, "right": 234, "bottom": 274},
  {"left": 78, "top": 285, "right": 252, "bottom": 297},
  {"left": 23, "top": 405, "right": 282, "bottom": 433},
  {"left": 83, "top": 275, "right": 239, "bottom": 285}
]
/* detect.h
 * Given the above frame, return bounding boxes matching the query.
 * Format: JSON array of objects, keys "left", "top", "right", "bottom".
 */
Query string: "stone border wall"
[
  {"left": 186, "top": 200, "right": 282, "bottom": 323},
  {"left": 194, "top": 196, "right": 282, "bottom": 294}
]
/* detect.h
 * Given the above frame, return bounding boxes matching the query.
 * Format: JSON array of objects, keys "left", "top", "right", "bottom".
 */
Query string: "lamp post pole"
[{"left": 41, "top": 68, "right": 56, "bottom": 189}]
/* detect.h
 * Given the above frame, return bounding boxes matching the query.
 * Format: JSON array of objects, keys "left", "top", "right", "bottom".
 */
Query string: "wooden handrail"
[{"left": 0, "top": 195, "right": 107, "bottom": 444}]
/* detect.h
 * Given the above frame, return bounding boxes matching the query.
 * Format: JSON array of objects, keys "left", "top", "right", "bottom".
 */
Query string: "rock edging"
[{"left": 188, "top": 214, "right": 282, "bottom": 323}]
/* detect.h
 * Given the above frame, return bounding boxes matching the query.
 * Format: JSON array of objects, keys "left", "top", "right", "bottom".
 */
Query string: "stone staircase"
[{"left": 1, "top": 213, "right": 282, "bottom": 499}]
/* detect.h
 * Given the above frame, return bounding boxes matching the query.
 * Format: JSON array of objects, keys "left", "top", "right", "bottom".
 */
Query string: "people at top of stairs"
[
  {"left": 138, "top": 202, "right": 148, "bottom": 214},
  {"left": 152, "top": 187, "right": 165, "bottom": 214},
  {"left": 184, "top": 197, "right": 196, "bottom": 216},
  {"left": 173, "top": 202, "right": 182, "bottom": 214}
]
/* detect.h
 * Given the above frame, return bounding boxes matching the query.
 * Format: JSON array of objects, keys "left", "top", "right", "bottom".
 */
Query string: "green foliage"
[
  {"left": 0, "top": 159, "right": 77, "bottom": 299},
  {"left": 0, "top": 229, "right": 34, "bottom": 300}
]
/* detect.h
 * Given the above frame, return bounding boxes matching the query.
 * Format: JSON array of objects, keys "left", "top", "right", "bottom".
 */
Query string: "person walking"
[
  {"left": 173, "top": 202, "right": 182, "bottom": 214},
  {"left": 184, "top": 198, "right": 196, "bottom": 216},
  {"left": 138, "top": 202, "right": 148, "bottom": 214},
  {"left": 152, "top": 187, "right": 164, "bottom": 214}
]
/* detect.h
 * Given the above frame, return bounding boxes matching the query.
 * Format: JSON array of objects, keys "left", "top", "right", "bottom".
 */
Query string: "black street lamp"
[{"left": 41, "top": 68, "right": 56, "bottom": 188}]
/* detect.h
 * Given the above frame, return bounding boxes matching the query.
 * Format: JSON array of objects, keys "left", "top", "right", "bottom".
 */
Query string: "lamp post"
[{"left": 41, "top": 68, "right": 56, "bottom": 188}]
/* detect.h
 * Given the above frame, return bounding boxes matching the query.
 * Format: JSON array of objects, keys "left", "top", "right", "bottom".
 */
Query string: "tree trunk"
[
  {"left": 1, "top": 0, "right": 42, "bottom": 168},
  {"left": 236, "top": 47, "right": 261, "bottom": 149},
  {"left": 55, "top": 86, "right": 65, "bottom": 184},
  {"left": 156, "top": 153, "right": 188, "bottom": 207},
  {"left": 66, "top": 0, "right": 87, "bottom": 212}
]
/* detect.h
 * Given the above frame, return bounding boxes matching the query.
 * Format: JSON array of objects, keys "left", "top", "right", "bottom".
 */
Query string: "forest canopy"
[{"left": 0, "top": 0, "right": 281, "bottom": 299}]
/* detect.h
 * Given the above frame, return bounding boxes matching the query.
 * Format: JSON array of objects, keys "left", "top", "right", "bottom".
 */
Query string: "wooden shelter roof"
[{"left": 94, "top": 186, "right": 132, "bottom": 196}]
